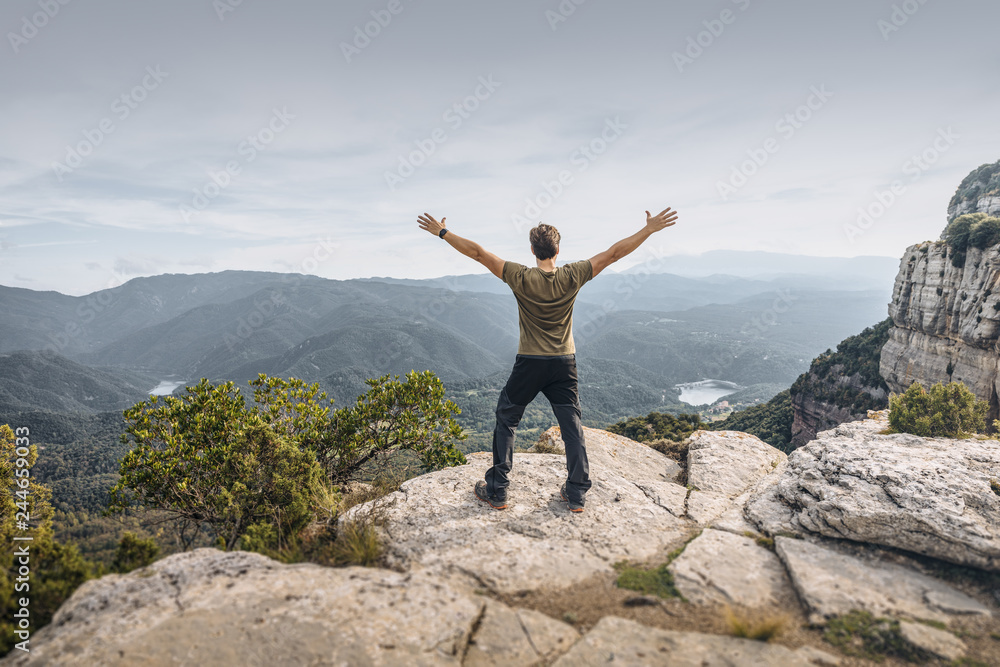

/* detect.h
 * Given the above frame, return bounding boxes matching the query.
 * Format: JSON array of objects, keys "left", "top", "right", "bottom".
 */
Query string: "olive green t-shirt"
[{"left": 502, "top": 259, "right": 594, "bottom": 356}]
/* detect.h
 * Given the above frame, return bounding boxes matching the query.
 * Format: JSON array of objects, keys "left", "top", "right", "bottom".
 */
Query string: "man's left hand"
[{"left": 418, "top": 213, "right": 446, "bottom": 236}]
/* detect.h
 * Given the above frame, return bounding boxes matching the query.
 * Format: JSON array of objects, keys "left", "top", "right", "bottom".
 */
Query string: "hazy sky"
[{"left": 1, "top": 0, "right": 998, "bottom": 295}]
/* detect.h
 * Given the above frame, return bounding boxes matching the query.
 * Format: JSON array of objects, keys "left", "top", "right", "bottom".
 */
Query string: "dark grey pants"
[{"left": 484, "top": 354, "right": 592, "bottom": 504}]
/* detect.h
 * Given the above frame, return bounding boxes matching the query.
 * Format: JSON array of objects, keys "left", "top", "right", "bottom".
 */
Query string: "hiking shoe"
[
  {"left": 475, "top": 481, "right": 507, "bottom": 510},
  {"left": 560, "top": 483, "right": 585, "bottom": 513}
]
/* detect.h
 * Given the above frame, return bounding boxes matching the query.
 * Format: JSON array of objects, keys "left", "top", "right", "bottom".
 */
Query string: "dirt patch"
[{"left": 495, "top": 568, "right": 1000, "bottom": 666}]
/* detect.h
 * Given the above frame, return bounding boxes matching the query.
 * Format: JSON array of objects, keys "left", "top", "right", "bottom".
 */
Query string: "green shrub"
[
  {"left": 109, "top": 371, "right": 465, "bottom": 553},
  {"left": 943, "top": 213, "right": 1000, "bottom": 266},
  {"left": 887, "top": 381, "right": 988, "bottom": 438},
  {"left": 111, "top": 532, "right": 159, "bottom": 573},
  {"left": 607, "top": 412, "right": 703, "bottom": 443},
  {"left": 824, "top": 610, "right": 928, "bottom": 662}
]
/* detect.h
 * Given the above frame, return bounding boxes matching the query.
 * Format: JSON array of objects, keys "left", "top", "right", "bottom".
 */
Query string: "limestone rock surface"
[
  {"left": 353, "top": 428, "right": 692, "bottom": 594},
  {"left": 775, "top": 537, "right": 991, "bottom": 625},
  {"left": 748, "top": 411, "right": 1000, "bottom": 571},
  {"left": 551, "top": 616, "right": 813, "bottom": 666},
  {"left": 1, "top": 548, "right": 485, "bottom": 666},
  {"left": 668, "top": 529, "right": 794, "bottom": 608},
  {"left": 898, "top": 620, "right": 966, "bottom": 661},
  {"left": 686, "top": 429, "right": 785, "bottom": 498}
]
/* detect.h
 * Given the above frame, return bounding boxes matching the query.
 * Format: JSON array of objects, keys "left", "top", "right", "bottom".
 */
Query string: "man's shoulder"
[
  {"left": 562, "top": 259, "right": 593, "bottom": 282},
  {"left": 502, "top": 261, "right": 528, "bottom": 283}
]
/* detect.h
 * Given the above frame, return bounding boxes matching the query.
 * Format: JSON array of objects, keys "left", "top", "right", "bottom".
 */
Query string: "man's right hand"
[{"left": 645, "top": 207, "right": 679, "bottom": 232}]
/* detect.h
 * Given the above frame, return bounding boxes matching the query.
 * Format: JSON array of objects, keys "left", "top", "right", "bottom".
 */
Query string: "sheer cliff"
[{"left": 880, "top": 160, "right": 1000, "bottom": 419}]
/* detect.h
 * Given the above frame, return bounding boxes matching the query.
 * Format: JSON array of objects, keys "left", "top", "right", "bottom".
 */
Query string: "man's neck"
[{"left": 535, "top": 258, "right": 557, "bottom": 272}]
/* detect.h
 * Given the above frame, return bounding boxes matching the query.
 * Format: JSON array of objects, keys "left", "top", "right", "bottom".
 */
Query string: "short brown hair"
[{"left": 529, "top": 224, "right": 560, "bottom": 260}]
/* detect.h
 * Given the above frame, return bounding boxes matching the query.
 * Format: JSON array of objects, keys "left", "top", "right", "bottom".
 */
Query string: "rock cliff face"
[
  {"left": 879, "top": 239, "right": 1000, "bottom": 417},
  {"left": 790, "top": 367, "right": 887, "bottom": 448},
  {"left": 787, "top": 319, "right": 891, "bottom": 448},
  {"left": 880, "top": 173, "right": 1000, "bottom": 410}
]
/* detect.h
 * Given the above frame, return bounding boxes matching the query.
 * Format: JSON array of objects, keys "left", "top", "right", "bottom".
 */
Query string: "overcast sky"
[{"left": 1, "top": 0, "right": 998, "bottom": 295}]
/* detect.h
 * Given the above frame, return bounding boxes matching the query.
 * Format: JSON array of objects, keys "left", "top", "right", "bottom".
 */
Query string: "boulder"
[
  {"left": 352, "top": 428, "right": 692, "bottom": 594},
  {"left": 898, "top": 620, "right": 966, "bottom": 662},
  {"left": 775, "top": 537, "right": 991, "bottom": 626},
  {"left": 686, "top": 429, "right": 786, "bottom": 498},
  {"left": 749, "top": 412, "right": 1000, "bottom": 571},
  {"left": 551, "top": 616, "right": 813, "bottom": 666},
  {"left": 1, "top": 548, "right": 486, "bottom": 666},
  {"left": 464, "top": 599, "right": 579, "bottom": 666},
  {"left": 668, "top": 529, "right": 795, "bottom": 608},
  {"left": 685, "top": 429, "right": 786, "bottom": 527}
]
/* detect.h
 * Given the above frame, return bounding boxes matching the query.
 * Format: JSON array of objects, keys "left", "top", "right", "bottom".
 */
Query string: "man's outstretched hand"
[
  {"left": 645, "top": 207, "right": 679, "bottom": 232},
  {"left": 418, "top": 213, "right": 446, "bottom": 236}
]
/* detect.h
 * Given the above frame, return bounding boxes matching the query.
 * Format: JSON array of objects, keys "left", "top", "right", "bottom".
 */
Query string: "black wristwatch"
[{"left": 439, "top": 228, "right": 449, "bottom": 239}]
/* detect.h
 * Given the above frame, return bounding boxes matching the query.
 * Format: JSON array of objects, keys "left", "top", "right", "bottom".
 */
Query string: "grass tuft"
[
  {"left": 613, "top": 562, "right": 683, "bottom": 600},
  {"left": 723, "top": 605, "right": 788, "bottom": 642},
  {"left": 329, "top": 518, "right": 382, "bottom": 566}
]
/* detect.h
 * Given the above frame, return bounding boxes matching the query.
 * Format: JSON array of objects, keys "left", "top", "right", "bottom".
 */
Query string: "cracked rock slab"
[
  {"left": 668, "top": 529, "right": 795, "bottom": 608},
  {"left": 464, "top": 600, "right": 578, "bottom": 666},
  {"left": 686, "top": 429, "right": 786, "bottom": 498},
  {"left": 2, "top": 548, "right": 483, "bottom": 666},
  {"left": 352, "top": 428, "right": 691, "bottom": 595},
  {"left": 775, "top": 537, "right": 991, "bottom": 626},
  {"left": 751, "top": 411, "right": 1000, "bottom": 571},
  {"left": 898, "top": 620, "right": 966, "bottom": 661},
  {"left": 551, "top": 616, "right": 813, "bottom": 666}
]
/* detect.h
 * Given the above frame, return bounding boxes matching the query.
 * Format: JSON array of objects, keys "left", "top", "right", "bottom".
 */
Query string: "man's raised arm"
[
  {"left": 417, "top": 213, "right": 505, "bottom": 280},
  {"left": 589, "top": 207, "right": 679, "bottom": 278}
]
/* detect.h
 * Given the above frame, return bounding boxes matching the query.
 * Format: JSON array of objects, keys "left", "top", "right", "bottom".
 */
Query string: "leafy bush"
[
  {"left": 111, "top": 532, "right": 159, "bottom": 573},
  {"left": 943, "top": 213, "right": 1000, "bottom": 267},
  {"left": 607, "top": 412, "right": 703, "bottom": 443},
  {"left": 887, "top": 381, "right": 988, "bottom": 438},
  {"left": 109, "top": 371, "right": 466, "bottom": 553}
]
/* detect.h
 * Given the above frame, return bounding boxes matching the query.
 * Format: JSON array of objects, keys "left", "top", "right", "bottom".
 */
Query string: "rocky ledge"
[{"left": 7, "top": 414, "right": 1000, "bottom": 665}]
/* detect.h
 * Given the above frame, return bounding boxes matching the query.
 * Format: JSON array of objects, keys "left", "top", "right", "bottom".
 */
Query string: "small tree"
[
  {"left": 324, "top": 371, "right": 467, "bottom": 482},
  {"left": 887, "top": 381, "right": 988, "bottom": 437},
  {"left": 110, "top": 387, "right": 327, "bottom": 551},
  {"left": 0, "top": 425, "right": 95, "bottom": 657},
  {"left": 109, "top": 371, "right": 466, "bottom": 552},
  {"left": 111, "top": 532, "right": 159, "bottom": 573}
]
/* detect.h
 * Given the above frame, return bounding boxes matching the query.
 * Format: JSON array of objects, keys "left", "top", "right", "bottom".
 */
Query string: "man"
[{"left": 417, "top": 208, "right": 679, "bottom": 512}]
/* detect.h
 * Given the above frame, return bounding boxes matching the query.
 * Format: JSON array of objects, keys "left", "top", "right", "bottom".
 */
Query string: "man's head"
[{"left": 529, "top": 224, "right": 560, "bottom": 260}]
